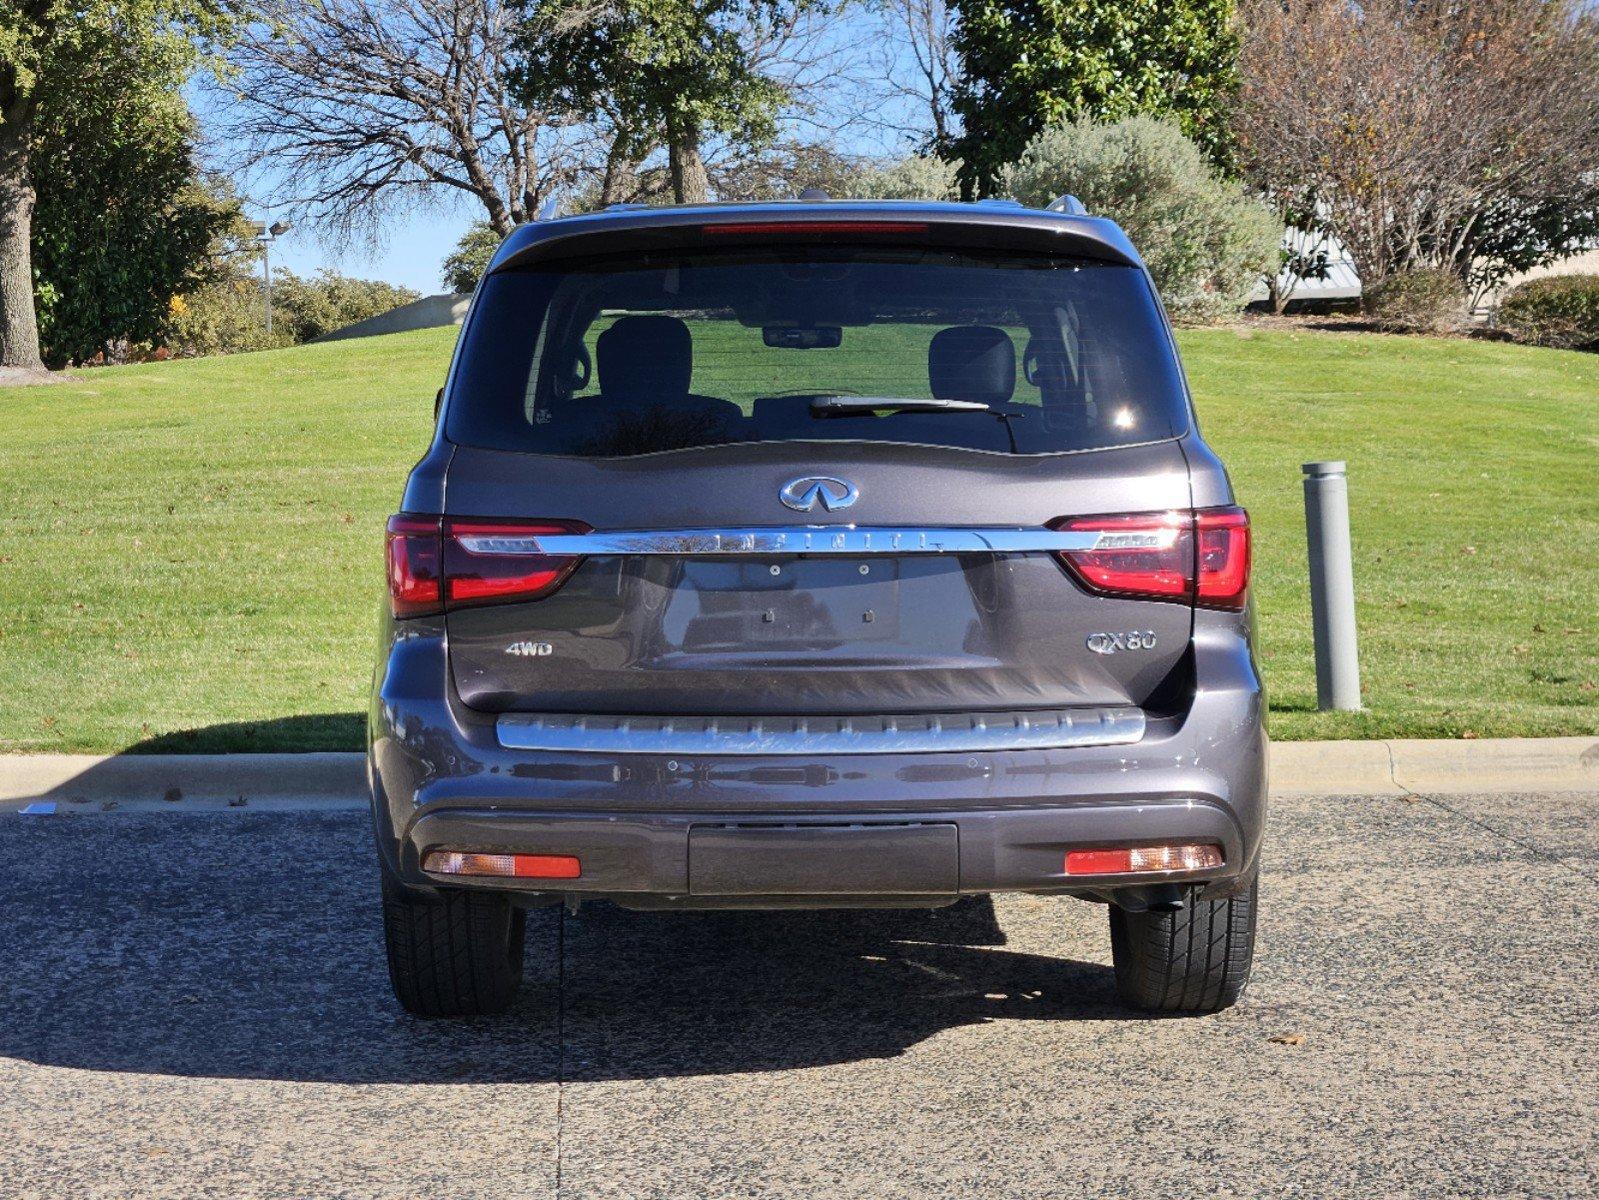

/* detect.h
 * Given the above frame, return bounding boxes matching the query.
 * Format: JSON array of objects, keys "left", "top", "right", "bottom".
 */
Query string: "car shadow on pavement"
[{"left": 0, "top": 810, "right": 1138, "bottom": 1086}]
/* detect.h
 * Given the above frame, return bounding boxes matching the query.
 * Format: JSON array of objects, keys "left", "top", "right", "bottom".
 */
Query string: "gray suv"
[{"left": 371, "top": 200, "right": 1265, "bottom": 1018}]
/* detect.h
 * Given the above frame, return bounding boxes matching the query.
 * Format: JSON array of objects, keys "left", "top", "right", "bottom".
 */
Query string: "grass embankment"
[{"left": 0, "top": 323, "right": 1594, "bottom": 752}]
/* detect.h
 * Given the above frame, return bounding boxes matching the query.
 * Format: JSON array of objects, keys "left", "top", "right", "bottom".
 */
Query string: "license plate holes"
[{"left": 677, "top": 559, "right": 901, "bottom": 647}]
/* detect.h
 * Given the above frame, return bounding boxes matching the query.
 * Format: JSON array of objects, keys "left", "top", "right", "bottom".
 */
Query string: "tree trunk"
[
  {"left": 666, "top": 113, "right": 709, "bottom": 205},
  {"left": 0, "top": 105, "right": 43, "bottom": 371},
  {"left": 599, "top": 134, "right": 639, "bottom": 206}
]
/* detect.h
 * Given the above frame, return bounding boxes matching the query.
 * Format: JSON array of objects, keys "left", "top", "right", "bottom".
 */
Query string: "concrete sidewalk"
[{"left": 1, "top": 737, "right": 1595, "bottom": 811}]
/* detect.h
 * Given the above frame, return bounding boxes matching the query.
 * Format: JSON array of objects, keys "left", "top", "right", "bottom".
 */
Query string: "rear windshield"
[{"left": 446, "top": 246, "right": 1190, "bottom": 457}]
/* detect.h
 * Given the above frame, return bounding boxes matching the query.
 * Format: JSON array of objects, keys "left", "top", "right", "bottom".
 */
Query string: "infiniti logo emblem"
[{"left": 779, "top": 476, "right": 859, "bottom": 513}]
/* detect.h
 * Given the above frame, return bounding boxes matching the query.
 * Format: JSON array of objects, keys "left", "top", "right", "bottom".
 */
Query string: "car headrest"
[
  {"left": 597, "top": 315, "right": 692, "bottom": 397},
  {"left": 928, "top": 325, "right": 1015, "bottom": 406}
]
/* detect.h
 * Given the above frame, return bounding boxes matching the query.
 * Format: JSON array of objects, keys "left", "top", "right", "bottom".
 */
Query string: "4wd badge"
[
  {"left": 1086, "top": 631, "right": 1157, "bottom": 656},
  {"left": 506, "top": 641, "right": 554, "bottom": 657}
]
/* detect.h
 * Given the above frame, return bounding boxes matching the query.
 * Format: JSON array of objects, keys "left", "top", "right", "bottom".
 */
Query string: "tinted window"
[{"left": 446, "top": 247, "right": 1189, "bottom": 457}]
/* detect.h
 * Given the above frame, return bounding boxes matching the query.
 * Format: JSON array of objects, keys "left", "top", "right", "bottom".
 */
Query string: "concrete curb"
[
  {"left": 0, "top": 753, "right": 366, "bottom": 813},
  {"left": 1271, "top": 736, "right": 1599, "bottom": 796},
  {"left": 2, "top": 737, "right": 1595, "bottom": 812}
]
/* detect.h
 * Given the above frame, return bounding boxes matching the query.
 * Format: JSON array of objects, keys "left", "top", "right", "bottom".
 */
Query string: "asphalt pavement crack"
[{"left": 1383, "top": 739, "right": 1599, "bottom": 885}]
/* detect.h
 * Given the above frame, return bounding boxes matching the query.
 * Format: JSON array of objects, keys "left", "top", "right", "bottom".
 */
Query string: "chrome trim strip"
[
  {"left": 496, "top": 706, "right": 1145, "bottom": 756},
  {"left": 457, "top": 525, "right": 1105, "bottom": 557}
]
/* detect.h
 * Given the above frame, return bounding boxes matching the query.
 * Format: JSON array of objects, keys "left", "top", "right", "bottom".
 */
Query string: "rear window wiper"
[
  {"left": 808, "top": 394, "right": 1023, "bottom": 452},
  {"left": 809, "top": 395, "right": 994, "bottom": 415}
]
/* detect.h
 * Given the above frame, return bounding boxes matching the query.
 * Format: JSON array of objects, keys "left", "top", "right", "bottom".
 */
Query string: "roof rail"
[{"left": 1046, "top": 194, "right": 1089, "bottom": 216}]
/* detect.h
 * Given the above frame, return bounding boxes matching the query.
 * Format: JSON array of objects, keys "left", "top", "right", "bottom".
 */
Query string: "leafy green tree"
[
  {"left": 947, "top": 0, "right": 1238, "bottom": 196},
  {"left": 0, "top": 1, "right": 228, "bottom": 370},
  {"left": 441, "top": 222, "right": 504, "bottom": 294},
  {"left": 30, "top": 46, "right": 236, "bottom": 365},
  {"left": 510, "top": 0, "right": 793, "bottom": 203}
]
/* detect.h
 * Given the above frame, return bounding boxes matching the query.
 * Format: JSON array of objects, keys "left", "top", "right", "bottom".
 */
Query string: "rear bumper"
[
  {"left": 368, "top": 613, "right": 1267, "bottom": 905},
  {"left": 393, "top": 800, "right": 1247, "bottom": 906}
]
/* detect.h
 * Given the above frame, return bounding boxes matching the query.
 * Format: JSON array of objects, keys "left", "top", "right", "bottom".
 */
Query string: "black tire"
[
  {"left": 382, "top": 876, "right": 526, "bottom": 1018},
  {"left": 1108, "top": 871, "right": 1258, "bottom": 1013}
]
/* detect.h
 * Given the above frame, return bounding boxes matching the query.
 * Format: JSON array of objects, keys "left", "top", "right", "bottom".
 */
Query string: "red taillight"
[
  {"left": 1051, "top": 506, "right": 1250, "bottom": 611},
  {"left": 700, "top": 220, "right": 929, "bottom": 236},
  {"left": 1194, "top": 507, "right": 1251, "bottom": 610},
  {"left": 386, "top": 515, "right": 442, "bottom": 617},
  {"left": 444, "top": 519, "right": 587, "bottom": 605},
  {"left": 1054, "top": 510, "right": 1192, "bottom": 602},
  {"left": 386, "top": 515, "right": 588, "bottom": 616}
]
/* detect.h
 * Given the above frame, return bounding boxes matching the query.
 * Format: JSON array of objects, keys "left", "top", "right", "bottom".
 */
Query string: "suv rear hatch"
[{"left": 392, "top": 214, "right": 1247, "bottom": 732}]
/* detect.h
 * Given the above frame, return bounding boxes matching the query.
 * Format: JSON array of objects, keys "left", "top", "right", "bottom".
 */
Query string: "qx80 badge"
[{"left": 1086, "top": 631, "right": 1158, "bottom": 656}]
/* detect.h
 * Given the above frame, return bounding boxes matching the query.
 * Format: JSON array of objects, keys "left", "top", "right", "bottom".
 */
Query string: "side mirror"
[{"left": 434, "top": 387, "right": 444, "bottom": 418}]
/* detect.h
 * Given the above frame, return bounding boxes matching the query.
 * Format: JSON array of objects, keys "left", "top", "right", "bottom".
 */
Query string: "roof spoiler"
[{"left": 490, "top": 200, "right": 1141, "bottom": 273}]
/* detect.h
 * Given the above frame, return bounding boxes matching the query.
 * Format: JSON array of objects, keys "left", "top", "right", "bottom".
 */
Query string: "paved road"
[{"left": 1, "top": 788, "right": 1595, "bottom": 1199}]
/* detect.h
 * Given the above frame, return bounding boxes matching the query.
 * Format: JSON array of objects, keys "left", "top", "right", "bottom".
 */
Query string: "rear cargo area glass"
[{"left": 446, "top": 247, "right": 1189, "bottom": 457}]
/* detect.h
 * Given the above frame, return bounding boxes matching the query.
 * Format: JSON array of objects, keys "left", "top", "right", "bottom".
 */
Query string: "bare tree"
[
  {"left": 1234, "top": 0, "right": 1599, "bottom": 297},
  {"left": 868, "top": 0, "right": 958, "bottom": 151},
  {"left": 702, "top": 3, "right": 882, "bottom": 198},
  {"left": 213, "top": 0, "right": 581, "bottom": 240}
]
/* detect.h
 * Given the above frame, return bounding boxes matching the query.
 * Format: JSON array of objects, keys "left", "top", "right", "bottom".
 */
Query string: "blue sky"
[
  {"left": 238, "top": 206, "right": 473, "bottom": 296},
  {"left": 191, "top": 10, "right": 926, "bottom": 294}
]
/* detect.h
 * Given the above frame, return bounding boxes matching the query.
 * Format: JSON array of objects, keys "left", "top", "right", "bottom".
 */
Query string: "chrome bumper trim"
[
  {"left": 496, "top": 707, "right": 1146, "bottom": 756},
  {"left": 456, "top": 525, "right": 1108, "bottom": 557}
]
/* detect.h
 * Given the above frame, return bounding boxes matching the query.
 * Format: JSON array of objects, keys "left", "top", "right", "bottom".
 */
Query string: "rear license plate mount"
[{"left": 687, "top": 822, "right": 959, "bottom": 895}]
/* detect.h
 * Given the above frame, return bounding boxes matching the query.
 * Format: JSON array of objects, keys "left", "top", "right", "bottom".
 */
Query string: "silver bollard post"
[{"left": 1302, "top": 461, "right": 1362, "bottom": 711}]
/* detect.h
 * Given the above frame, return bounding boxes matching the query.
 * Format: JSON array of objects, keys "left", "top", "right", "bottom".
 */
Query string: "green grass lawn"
[{"left": 1, "top": 322, "right": 1595, "bottom": 753}]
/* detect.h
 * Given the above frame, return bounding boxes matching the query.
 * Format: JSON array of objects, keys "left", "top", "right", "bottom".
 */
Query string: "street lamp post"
[{"left": 250, "top": 220, "right": 292, "bottom": 336}]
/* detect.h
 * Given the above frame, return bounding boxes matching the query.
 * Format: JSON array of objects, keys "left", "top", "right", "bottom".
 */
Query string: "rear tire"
[
  {"left": 382, "top": 876, "right": 526, "bottom": 1017},
  {"left": 1108, "top": 871, "right": 1257, "bottom": 1013}
]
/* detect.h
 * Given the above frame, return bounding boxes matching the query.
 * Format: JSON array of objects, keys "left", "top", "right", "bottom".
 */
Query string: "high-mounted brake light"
[
  {"left": 701, "top": 220, "right": 929, "bottom": 236},
  {"left": 385, "top": 515, "right": 589, "bottom": 616},
  {"left": 1050, "top": 506, "right": 1250, "bottom": 611}
]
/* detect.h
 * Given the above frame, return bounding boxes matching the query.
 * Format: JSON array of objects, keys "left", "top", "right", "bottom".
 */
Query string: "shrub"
[
  {"left": 847, "top": 156, "right": 961, "bottom": 201},
  {"left": 1497, "top": 275, "right": 1599, "bottom": 350},
  {"left": 165, "top": 267, "right": 419, "bottom": 357},
  {"left": 166, "top": 275, "right": 291, "bottom": 358},
  {"left": 1002, "top": 116, "right": 1281, "bottom": 322},
  {"left": 271, "top": 270, "right": 421, "bottom": 343},
  {"left": 1362, "top": 268, "right": 1470, "bottom": 334}
]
